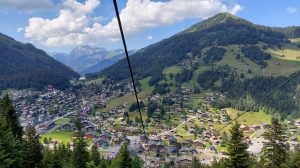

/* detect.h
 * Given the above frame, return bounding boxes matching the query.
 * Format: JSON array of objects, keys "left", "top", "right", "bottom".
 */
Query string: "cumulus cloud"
[
  {"left": 147, "top": 36, "right": 153, "bottom": 40},
  {"left": 17, "top": 28, "right": 23, "bottom": 32},
  {"left": 24, "top": 0, "right": 243, "bottom": 47},
  {"left": 0, "top": 0, "right": 53, "bottom": 11},
  {"left": 286, "top": 7, "right": 297, "bottom": 13}
]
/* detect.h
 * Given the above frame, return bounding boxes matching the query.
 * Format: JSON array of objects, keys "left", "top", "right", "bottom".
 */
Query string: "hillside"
[
  {"left": 0, "top": 33, "right": 80, "bottom": 91},
  {"left": 86, "top": 12, "right": 300, "bottom": 120},
  {"left": 86, "top": 12, "right": 300, "bottom": 82}
]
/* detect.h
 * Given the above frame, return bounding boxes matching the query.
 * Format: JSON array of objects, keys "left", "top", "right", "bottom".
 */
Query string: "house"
[
  {"left": 150, "top": 130, "right": 157, "bottom": 137},
  {"left": 85, "top": 125, "right": 97, "bottom": 132},
  {"left": 148, "top": 141, "right": 164, "bottom": 151},
  {"left": 169, "top": 137, "right": 178, "bottom": 146},
  {"left": 61, "top": 122, "right": 74, "bottom": 130},
  {"left": 167, "top": 147, "right": 178, "bottom": 157},
  {"left": 39, "top": 120, "right": 56, "bottom": 130},
  {"left": 28, "top": 117, "right": 38, "bottom": 126},
  {"left": 240, "top": 125, "right": 250, "bottom": 132},
  {"left": 94, "top": 138, "right": 109, "bottom": 148},
  {"left": 99, "top": 132, "right": 111, "bottom": 140},
  {"left": 140, "top": 135, "right": 148, "bottom": 144},
  {"left": 113, "top": 138, "right": 120, "bottom": 145},
  {"left": 85, "top": 131, "right": 97, "bottom": 139},
  {"left": 251, "top": 125, "right": 261, "bottom": 131},
  {"left": 38, "top": 114, "right": 47, "bottom": 122},
  {"left": 125, "top": 128, "right": 135, "bottom": 135},
  {"left": 174, "top": 155, "right": 192, "bottom": 166},
  {"left": 134, "top": 143, "right": 145, "bottom": 154},
  {"left": 193, "top": 140, "right": 205, "bottom": 148}
]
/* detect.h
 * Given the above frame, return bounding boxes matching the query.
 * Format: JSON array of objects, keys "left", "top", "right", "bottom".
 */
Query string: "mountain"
[
  {"left": 49, "top": 46, "right": 133, "bottom": 73},
  {"left": 52, "top": 53, "right": 69, "bottom": 64},
  {"left": 85, "top": 12, "right": 300, "bottom": 120},
  {"left": 79, "top": 49, "right": 139, "bottom": 75},
  {"left": 0, "top": 33, "right": 80, "bottom": 91},
  {"left": 86, "top": 12, "right": 300, "bottom": 81}
]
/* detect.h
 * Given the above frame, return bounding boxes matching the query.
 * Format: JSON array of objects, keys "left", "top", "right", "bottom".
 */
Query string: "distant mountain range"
[
  {"left": 0, "top": 33, "right": 80, "bottom": 91},
  {"left": 48, "top": 46, "right": 138, "bottom": 74}
]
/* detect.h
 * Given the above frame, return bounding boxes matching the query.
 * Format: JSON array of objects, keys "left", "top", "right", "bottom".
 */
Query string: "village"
[{"left": 3, "top": 80, "right": 300, "bottom": 167}]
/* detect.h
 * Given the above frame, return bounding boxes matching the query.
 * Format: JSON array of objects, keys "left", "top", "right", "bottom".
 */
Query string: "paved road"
[{"left": 157, "top": 116, "right": 198, "bottom": 136}]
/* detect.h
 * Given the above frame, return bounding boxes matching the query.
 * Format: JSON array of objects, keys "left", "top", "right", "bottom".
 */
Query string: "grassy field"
[
  {"left": 89, "top": 77, "right": 104, "bottom": 83},
  {"left": 41, "top": 130, "right": 73, "bottom": 144},
  {"left": 216, "top": 44, "right": 300, "bottom": 78},
  {"left": 128, "top": 111, "right": 148, "bottom": 121},
  {"left": 1, "top": 88, "right": 18, "bottom": 94},
  {"left": 55, "top": 118, "right": 70, "bottom": 125}
]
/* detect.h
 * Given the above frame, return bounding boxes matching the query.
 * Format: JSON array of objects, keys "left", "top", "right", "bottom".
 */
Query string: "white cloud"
[
  {"left": 286, "top": 7, "right": 297, "bottom": 13},
  {"left": 147, "top": 36, "right": 153, "bottom": 40},
  {"left": 24, "top": 0, "right": 243, "bottom": 47},
  {"left": 0, "top": 0, "right": 53, "bottom": 11},
  {"left": 17, "top": 28, "right": 23, "bottom": 32}
]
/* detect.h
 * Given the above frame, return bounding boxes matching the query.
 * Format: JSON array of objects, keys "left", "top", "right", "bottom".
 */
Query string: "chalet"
[
  {"left": 85, "top": 125, "right": 97, "bottom": 132},
  {"left": 95, "top": 112, "right": 100, "bottom": 118},
  {"left": 118, "top": 127, "right": 125, "bottom": 133},
  {"left": 169, "top": 137, "right": 178, "bottom": 146},
  {"left": 174, "top": 155, "right": 192, "bottom": 167},
  {"left": 140, "top": 135, "right": 148, "bottom": 144},
  {"left": 291, "top": 136, "right": 298, "bottom": 141},
  {"left": 150, "top": 130, "right": 157, "bottom": 137},
  {"left": 85, "top": 131, "right": 97, "bottom": 139},
  {"left": 28, "top": 117, "right": 38, "bottom": 126},
  {"left": 290, "top": 129, "right": 297, "bottom": 134},
  {"left": 94, "top": 138, "right": 109, "bottom": 148},
  {"left": 251, "top": 124, "right": 261, "bottom": 131},
  {"left": 125, "top": 128, "right": 135, "bottom": 135},
  {"left": 193, "top": 140, "right": 205, "bottom": 148},
  {"left": 113, "top": 138, "right": 119, "bottom": 145},
  {"left": 175, "top": 134, "right": 183, "bottom": 138},
  {"left": 39, "top": 120, "right": 56, "bottom": 130},
  {"left": 240, "top": 125, "right": 250, "bottom": 132},
  {"left": 148, "top": 142, "right": 164, "bottom": 151},
  {"left": 169, "top": 147, "right": 178, "bottom": 157},
  {"left": 99, "top": 132, "right": 111, "bottom": 140},
  {"left": 38, "top": 114, "right": 47, "bottom": 122},
  {"left": 133, "top": 144, "right": 144, "bottom": 154}
]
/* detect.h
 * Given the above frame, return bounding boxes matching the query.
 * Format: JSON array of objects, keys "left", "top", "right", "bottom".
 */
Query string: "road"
[{"left": 157, "top": 115, "right": 198, "bottom": 136}]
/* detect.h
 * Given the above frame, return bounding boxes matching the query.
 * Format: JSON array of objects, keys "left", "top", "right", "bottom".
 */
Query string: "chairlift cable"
[
  {"left": 217, "top": 70, "right": 300, "bottom": 132},
  {"left": 112, "top": 0, "right": 150, "bottom": 166}
]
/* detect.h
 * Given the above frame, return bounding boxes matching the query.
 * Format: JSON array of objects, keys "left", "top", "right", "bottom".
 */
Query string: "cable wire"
[
  {"left": 112, "top": 0, "right": 150, "bottom": 166},
  {"left": 217, "top": 70, "right": 300, "bottom": 132},
  {"left": 185, "top": 0, "right": 193, "bottom": 29}
]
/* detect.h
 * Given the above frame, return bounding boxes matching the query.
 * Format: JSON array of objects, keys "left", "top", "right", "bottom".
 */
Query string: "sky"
[{"left": 0, "top": 0, "right": 299, "bottom": 54}]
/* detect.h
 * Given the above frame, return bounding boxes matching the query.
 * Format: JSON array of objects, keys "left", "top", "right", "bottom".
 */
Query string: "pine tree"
[
  {"left": 132, "top": 155, "right": 144, "bottom": 168},
  {"left": 22, "top": 125, "right": 43, "bottom": 168},
  {"left": 90, "top": 144, "right": 100, "bottom": 166},
  {"left": 118, "top": 143, "right": 133, "bottom": 168},
  {"left": 190, "top": 156, "right": 202, "bottom": 168},
  {"left": 71, "top": 113, "right": 89, "bottom": 168},
  {"left": 225, "top": 121, "right": 250, "bottom": 168},
  {"left": 260, "top": 118, "right": 288, "bottom": 168},
  {"left": 41, "top": 147, "right": 52, "bottom": 168},
  {"left": 0, "top": 116, "right": 23, "bottom": 167},
  {"left": 50, "top": 144, "right": 62, "bottom": 168},
  {"left": 0, "top": 93, "right": 23, "bottom": 141}
]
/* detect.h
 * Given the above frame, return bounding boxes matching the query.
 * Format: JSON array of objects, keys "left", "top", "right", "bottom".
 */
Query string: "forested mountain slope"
[
  {"left": 0, "top": 33, "right": 80, "bottom": 91},
  {"left": 86, "top": 12, "right": 299, "bottom": 82}
]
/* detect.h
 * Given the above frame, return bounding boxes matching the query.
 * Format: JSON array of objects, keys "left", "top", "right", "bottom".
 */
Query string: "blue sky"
[{"left": 0, "top": 0, "right": 299, "bottom": 54}]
